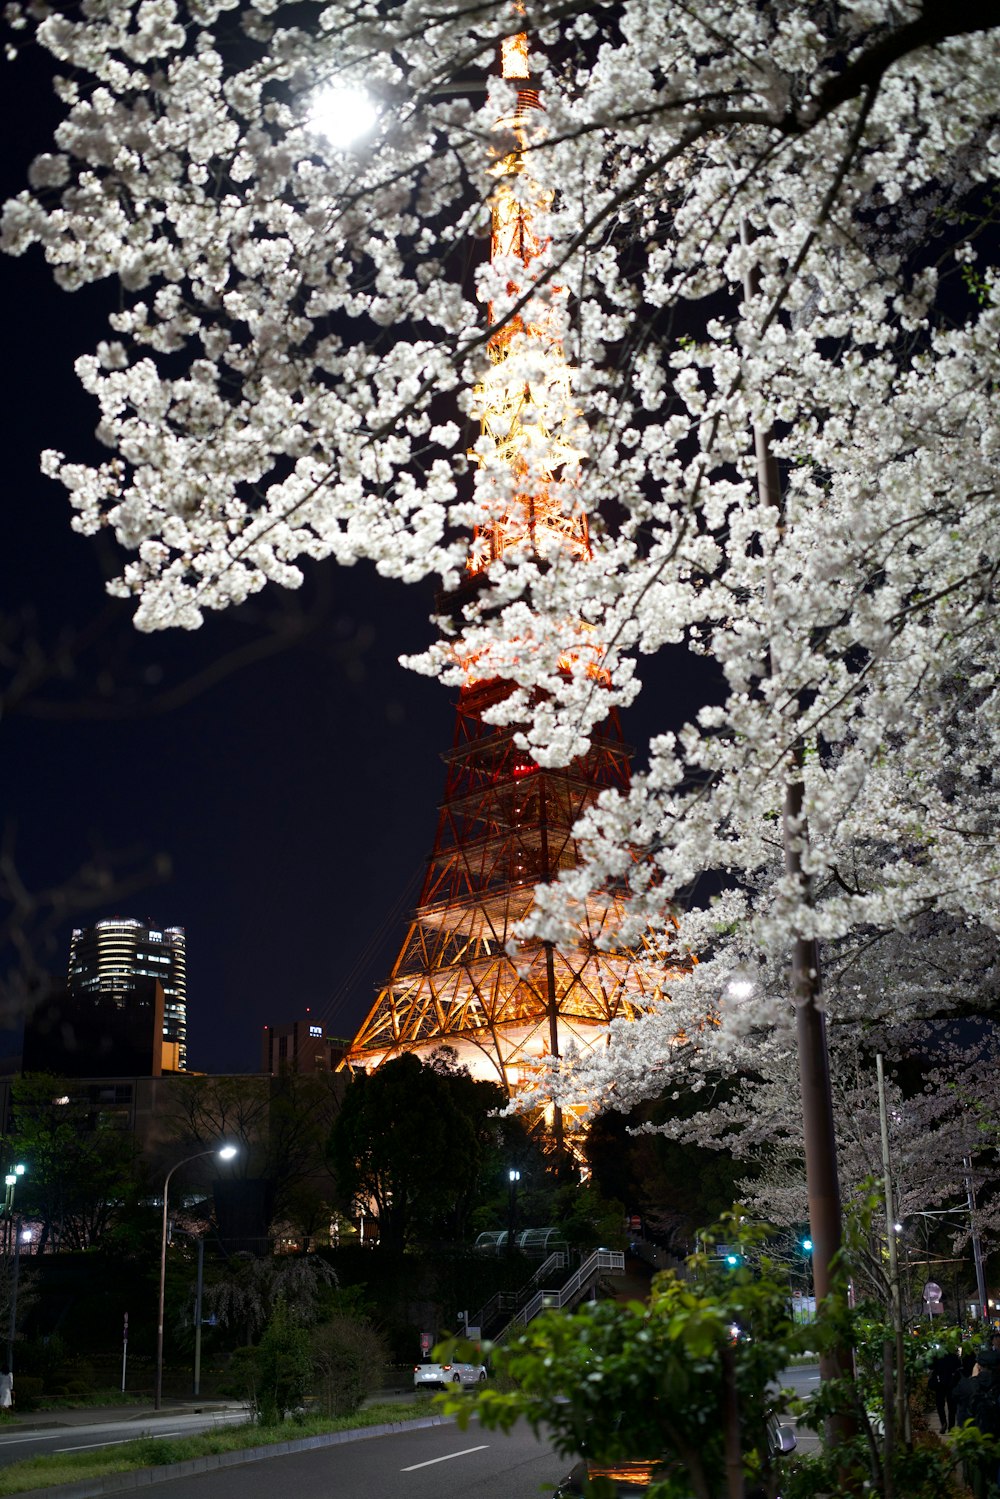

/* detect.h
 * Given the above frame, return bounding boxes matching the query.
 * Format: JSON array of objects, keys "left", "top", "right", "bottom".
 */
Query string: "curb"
[{"left": 21, "top": 1414, "right": 454, "bottom": 1499}]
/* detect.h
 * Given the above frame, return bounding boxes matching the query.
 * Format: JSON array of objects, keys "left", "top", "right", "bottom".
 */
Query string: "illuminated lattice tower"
[{"left": 345, "top": 32, "right": 682, "bottom": 1138}]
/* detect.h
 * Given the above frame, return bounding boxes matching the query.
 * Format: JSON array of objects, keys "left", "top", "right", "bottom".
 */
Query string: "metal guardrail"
[{"left": 493, "top": 1249, "right": 625, "bottom": 1345}]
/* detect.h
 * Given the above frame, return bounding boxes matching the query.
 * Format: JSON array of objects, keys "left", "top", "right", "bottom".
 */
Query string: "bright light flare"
[
  {"left": 727, "top": 979, "right": 754, "bottom": 1000},
  {"left": 309, "top": 84, "right": 378, "bottom": 147}
]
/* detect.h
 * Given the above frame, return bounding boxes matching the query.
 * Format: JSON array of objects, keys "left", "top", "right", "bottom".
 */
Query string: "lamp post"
[
  {"left": 4, "top": 1164, "right": 26, "bottom": 1371},
  {"left": 155, "top": 1146, "right": 236, "bottom": 1410},
  {"left": 169, "top": 1225, "right": 207, "bottom": 1396}
]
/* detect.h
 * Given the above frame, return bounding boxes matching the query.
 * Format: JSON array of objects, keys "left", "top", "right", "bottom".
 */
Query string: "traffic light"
[
  {"left": 726, "top": 1252, "right": 741, "bottom": 1267},
  {"left": 801, "top": 1237, "right": 813, "bottom": 1253}
]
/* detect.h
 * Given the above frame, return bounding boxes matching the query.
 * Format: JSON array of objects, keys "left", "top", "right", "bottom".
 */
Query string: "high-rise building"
[{"left": 67, "top": 919, "right": 187, "bottom": 1070}]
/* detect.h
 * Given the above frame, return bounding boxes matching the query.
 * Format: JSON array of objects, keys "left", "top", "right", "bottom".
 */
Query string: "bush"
[
  {"left": 16, "top": 1335, "right": 67, "bottom": 1387},
  {"left": 13, "top": 1376, "right": 42, "bottom": 1411},
  {"left": 225, "top": 1299, "right": 313, "bottom": 1425},
  {"left": 310, "top": 1316, "right": 386, "bottom": 1417}
]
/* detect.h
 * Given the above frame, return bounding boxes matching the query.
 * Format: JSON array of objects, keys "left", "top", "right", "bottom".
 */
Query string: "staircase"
[
  {"left": 467, "top": 1250, "right": 569, "bottom": 1337},
  {"left": 492, "top": 1248, "right": 625, "bottom": 1345}
]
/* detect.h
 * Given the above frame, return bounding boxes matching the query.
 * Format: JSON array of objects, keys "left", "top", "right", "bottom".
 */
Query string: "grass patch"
[{"left": 0, "top": 1402, "right": 436, "bottom": 1495}]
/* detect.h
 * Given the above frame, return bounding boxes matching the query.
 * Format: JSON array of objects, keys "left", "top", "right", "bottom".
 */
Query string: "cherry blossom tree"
[{"left": 3, "top": 0, "right": 999, "bottom": 1400}]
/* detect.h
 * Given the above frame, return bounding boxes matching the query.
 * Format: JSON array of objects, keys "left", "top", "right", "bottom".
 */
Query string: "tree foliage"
[
  {"left": 203, "top": 1246, "right": 337, "bottom": 1342},
  {"left": 445, "top": 1213, "right": 806, "bottom": 1499},
  {"left": 6, "top": 1073, "right": 142, "bottom": 1252},
  {"left": 2, "top": 5, "right": 999, "bottom": 1348},
  {"left": 163, "top": 1071, "right": 340, "bottom": 1234},
  {"left": 443, "top": 1212, "right": 992, "bottom": 1499},
  {"left": 329, "top": 1052, "right": 505, "bottom": 1252},
  {"left": 0, "top": 0, "right": 995, "bottom": 1098}
]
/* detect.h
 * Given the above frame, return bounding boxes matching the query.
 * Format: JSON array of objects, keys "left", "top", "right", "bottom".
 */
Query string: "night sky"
[{"left": 1, "top": 39, "right": 706, "bottom": 1076}]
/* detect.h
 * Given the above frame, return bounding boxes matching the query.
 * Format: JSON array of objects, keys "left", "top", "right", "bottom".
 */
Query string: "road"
[
  {"left": 0, "top": 1405, "right": 251, "bottom": 1467},
  {"left": 774, "top": 1361, "right": 822, "bottom": 1455},
  {"left": 131, "top": 1416, "right": 561, "bottom": 1499},
  {"left": 0, "top": 1362, "right": 823, "bottom": 1487}
]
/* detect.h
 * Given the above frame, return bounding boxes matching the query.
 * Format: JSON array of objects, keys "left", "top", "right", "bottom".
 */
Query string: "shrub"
[
  {"left": 255, "top": 1299, "right": 313, "bottom": 1424},
  {"left": 14, "top": 1375, "right": 43, "bottom": 1411},
  {"left": 310, "top": 1316, "right": 386, "bottom": 1417},
  {"left": 224, "top": 1299, "right": 313, "bottom": 1425}
]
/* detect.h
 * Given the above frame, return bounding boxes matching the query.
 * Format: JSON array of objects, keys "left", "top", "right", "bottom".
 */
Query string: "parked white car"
[{"left": 413, "top": 1360, "right": 487, "bottom": 1390}]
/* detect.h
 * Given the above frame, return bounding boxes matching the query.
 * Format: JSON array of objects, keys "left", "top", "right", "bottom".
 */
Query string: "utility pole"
[
  {"left": 741, "top": 222, "right": 855, "bottom": 1450},
  {"left": 877, "top": 1052, "right": 909, "bottom": 1486}
]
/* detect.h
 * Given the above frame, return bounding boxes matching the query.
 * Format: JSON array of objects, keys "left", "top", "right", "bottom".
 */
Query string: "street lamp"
[
  {"left": 3, "top": 1164, "right": 24, "bottom": 1219},
  {"left": 507, "top": 1168, "right": 520, "bottom": 1253},
  {"left": 155, "top": 1146, "right": 237, "bottom": 1410},
  {"left": 308, "top": 83, "right": 378, "bottom": 147}
]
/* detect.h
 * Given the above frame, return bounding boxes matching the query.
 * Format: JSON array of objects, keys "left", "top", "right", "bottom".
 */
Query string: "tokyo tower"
[{"left": 345, "top": 30, "right": 682, "bottom": 1140}]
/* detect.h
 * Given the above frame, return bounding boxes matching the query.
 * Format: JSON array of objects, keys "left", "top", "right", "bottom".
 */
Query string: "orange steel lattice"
[{"left": 345, "top": 33, "right": 683, "bottom": 1128}]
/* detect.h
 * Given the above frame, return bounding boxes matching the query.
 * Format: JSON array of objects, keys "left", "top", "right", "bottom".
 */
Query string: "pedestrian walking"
[
  {"left": 0, "top": 1368, "right": 12, "bottom": 1410},
  {"left": 929, "top": 1346, "right": 962, "bottom": 1432}
]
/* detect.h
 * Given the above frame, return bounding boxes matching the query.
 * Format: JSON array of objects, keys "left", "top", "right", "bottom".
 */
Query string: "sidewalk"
[
  {"left": 1, "top": 1396, "right": 247, "bottom": 1433},
  {"left": 2, "top": 1384, "right": 416, "bottom": 1433}
]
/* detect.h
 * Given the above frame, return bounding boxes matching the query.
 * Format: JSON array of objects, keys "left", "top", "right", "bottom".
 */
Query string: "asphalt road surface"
[
  {"left": 0, "top": 1362, "right": 823, "bottom": 1487},
  {"left": 0, "top": 1405, "right": 251, "bottom": 1467},
  {"left": 135, "top": 1417, "right": 562, "bottom": 1499}
]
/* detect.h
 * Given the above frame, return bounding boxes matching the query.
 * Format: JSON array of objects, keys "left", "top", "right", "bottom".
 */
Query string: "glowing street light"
[
  {"left": 507, "top": 1167, "right": 521, "bottom": 1254},
  {"left": 308, "top": 84, "right": 378, "bottom": 148},
  {"left": 3, "top": 1164, "right": 25, "bottom": 1218},
  {"left": 155, "top": 1146, "right": 237, "bottom": 1410}
]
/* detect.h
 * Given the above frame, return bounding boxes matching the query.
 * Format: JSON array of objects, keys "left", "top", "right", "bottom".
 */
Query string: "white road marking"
[
  {"left": 401, "top": 1444, "right": 489, "bottom": 1471},
  {"left": 54, "top": 1438, "right": 141, "bottom": 1453}
]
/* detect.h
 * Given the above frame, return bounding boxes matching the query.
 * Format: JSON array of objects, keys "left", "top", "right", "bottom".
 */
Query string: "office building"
[
  {"left": 262, "top": 1016, "right": 347, "bottom": 1075},
  {"left": 67, "top": 919, "right": 187, "bottom": 1070},
  {"left": 23, "top": 978, "right": 166, "bottom": 1077}
]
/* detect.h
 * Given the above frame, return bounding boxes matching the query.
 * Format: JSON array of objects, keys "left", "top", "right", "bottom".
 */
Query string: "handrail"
[
  {"left": 468, "top": 1249, "right": 569, "bottom": 1334},
  {"left": 493, "top": 1249, "right": 624, "bottom": 1345},
  {"left": 524, "top": 1249, "right": 569, "bottom": 1294}
]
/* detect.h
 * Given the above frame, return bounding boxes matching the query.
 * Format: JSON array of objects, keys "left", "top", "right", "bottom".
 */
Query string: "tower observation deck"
[{"left": 344, "top": 29, "right": 685, "bottom": 1139}]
